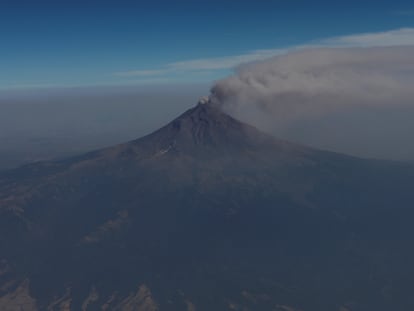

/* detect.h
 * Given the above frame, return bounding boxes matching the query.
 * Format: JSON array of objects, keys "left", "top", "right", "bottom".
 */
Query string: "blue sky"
[{"left": 1, "top": 0, "right": 414, "bottom": 89}]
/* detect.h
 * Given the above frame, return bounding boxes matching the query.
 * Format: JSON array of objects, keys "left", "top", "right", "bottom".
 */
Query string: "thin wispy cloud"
[
  {"left": 168, "top": 49, "right": 286, "bottom": 71},
  {"left": 114, "top": 49, "right": 286, "bottom": 78},
  {"left": 393, "top": 10, "right": 414, "bottom": 16},
  {"left": 0, "top": 82, "right": 65, "bottom": 91},
  {"left": 319, "top": 28, "right": 414, "bottom": 47},
  {"left": 114, "top": 69, "right": 170, "bottom": 77},
  {"left": 114, "top": 28, "right": 414, "bottom": 79}
]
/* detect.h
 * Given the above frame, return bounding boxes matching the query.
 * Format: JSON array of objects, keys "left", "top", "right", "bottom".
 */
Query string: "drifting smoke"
[{"left": 209, "top": 46, "right": 414, "bottom": 160}]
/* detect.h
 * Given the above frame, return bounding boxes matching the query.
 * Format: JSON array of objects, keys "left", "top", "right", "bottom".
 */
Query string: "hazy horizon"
[{"left": 2, "top": 68, "right": 414, "bottom": 170}]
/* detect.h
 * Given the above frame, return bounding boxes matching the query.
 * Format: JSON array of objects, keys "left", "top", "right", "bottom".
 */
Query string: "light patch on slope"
[
  {"left": 47, "top": 287, "right": 72, "bottom": 311},
  {"left": 0, "top": 279, "right": 37, "bottom": 311},
  {"left": 113, "top": 284, "right": 158, "bottom": 311},
  {"left": 80, "top": 210, "right": 129, "bottom": 244},
  {"left": 81, "top": 286, "right": 99, "bottom": 311}
]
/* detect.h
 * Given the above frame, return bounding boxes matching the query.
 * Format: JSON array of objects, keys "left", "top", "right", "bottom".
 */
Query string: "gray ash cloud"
[{"left": 208, "top": 46, "right": 414, "bottom": 160}]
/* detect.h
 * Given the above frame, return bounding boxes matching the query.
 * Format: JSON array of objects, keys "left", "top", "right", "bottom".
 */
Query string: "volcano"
[{"left": 1, "top": 102, "right": 414, "bottom": 311}]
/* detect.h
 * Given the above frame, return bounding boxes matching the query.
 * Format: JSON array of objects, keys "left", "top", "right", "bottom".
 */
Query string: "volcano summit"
[{"left": 1, "top": 102, "right": 414, "bottom": 311}]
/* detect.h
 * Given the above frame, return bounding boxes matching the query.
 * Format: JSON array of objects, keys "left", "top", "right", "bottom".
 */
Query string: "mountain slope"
[{"left": 1, "top": 102, "right": 414, "bottom": 311}]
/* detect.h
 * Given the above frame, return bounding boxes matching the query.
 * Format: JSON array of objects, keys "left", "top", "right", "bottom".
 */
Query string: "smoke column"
[{"left": 208, "top": 46, "right": 414, "bottom": 160}]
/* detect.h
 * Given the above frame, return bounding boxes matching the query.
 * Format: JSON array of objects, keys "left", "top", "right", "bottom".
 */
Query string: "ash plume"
[
  {"left": 211, "top": 46, "right": 414, "bottom": 120},
  {"left": 208, "top": 46, "right": 414, "bottom": 160}
]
